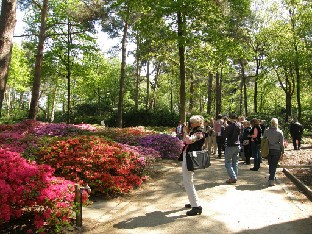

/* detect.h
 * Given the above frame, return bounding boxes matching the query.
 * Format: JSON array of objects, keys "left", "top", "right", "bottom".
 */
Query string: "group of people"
[{"left": 177, "top": 113, "right": 301, "bottom": 216}]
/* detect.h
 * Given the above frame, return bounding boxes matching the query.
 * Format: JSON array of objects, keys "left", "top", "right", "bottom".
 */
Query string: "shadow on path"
[{"left": 113, "top": 208, "right": 186, "bottom": 229}]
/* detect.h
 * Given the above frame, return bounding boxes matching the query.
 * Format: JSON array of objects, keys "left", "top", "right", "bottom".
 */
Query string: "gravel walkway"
[{"left": 69, "top": 157, "right": 312, "bottom": 234}]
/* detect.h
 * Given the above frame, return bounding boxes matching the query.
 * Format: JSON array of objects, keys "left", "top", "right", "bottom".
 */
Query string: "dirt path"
[{"left": 73, "top": 158, "right": 312, "bottom": 234}]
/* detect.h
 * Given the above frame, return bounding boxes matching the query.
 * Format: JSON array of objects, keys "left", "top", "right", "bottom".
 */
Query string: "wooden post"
[{"left": 75, "top": 184, "right": 82, "bottom": 227}]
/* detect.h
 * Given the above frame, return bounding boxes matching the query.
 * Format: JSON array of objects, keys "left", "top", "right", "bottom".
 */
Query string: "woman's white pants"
[{"left": 182, "top": 152, "right": 201, "bottom": 207}]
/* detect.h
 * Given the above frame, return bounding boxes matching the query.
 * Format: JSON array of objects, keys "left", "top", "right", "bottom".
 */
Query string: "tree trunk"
[
  {"left": 239, "top": 59, "right": 248, "bottom": 116},
  {"left": 134, "top": 34, "right": 140, "bottom": 111},
  {"left": 177, "top": 11, "right": 186, "bottom": 123},
  {"left": 239, "top": 61, "right": 243, "bottom": 115},
  {"left": 215, "top": 71, "right": 221, "bottom": 117},
  {"left": 275, "top": 68, "right": 295, "bottom": 122},
  {"left": 66, "top": 19, "right": 72, "bottom": 123},
  {"left": 170, "top": 77, "right": 173, "bottom": 113},
  {"left": 4, "top": 86, "right": 10, "bottom": 116},
  {"left": 50, "top": 85, "right": 57, "bottom": 122},
  {"left": 295, "top": 55, "right": 301, "bottom": 121},
  {"left": 117, "top": 19, "right": 128, "bottom": 128},
  {"left": 145, "top": 59, "right": 150, "bottom": 111},
  {"left": 0, "top": 0, "right": 17, "bottom": 117},
  {"left": 189, "top": 76, "right": 194, "bottom": 112},
  {"left": 289, "top": 6, "right": 302, "bottom": 122},
  {"left": 243, "top": 74, "right": 248, "bottom": 116},
  {"left": 207, "top": 72, "right": 213, "bottom": 114},
  {"left": 28, "top": 0, "right": 48, "bottom": 119},
  {"left": 254, "top": 57, "right": 260, "bottom": 113},
  {"left": 151, "top": 62, "right": 160, "bottom": 110}
]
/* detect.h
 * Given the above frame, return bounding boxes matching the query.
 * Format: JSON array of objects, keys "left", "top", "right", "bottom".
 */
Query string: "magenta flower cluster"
[
  {"left": 0, "top": 148, "right": 87, "bottom": 232},
  {"left": 139, "top": 134, "right": 184, "bottom": 159}
]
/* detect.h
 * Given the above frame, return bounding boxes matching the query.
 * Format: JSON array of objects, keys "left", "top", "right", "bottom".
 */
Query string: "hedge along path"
[{"left": 70, "top": 158, "right": 312, "bottom": 234}]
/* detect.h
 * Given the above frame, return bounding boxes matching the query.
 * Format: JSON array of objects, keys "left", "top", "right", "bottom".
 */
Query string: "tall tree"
[
  {"left": 207, "top": 72, "right": 213, "bottom": 114},
  {"left": 117, "top": 17, "right": 128, "bottom": 127},
  {"left": 177, "top": 10, "right": 186, "bottom": 122},
  {"left": 0, "top": 0, "right": 17, "bottom": 117},
  {"left": 28, "top": 0, "right": 49, "bottom": 119}
]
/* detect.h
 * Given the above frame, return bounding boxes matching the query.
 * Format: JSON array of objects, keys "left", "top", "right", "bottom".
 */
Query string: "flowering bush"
[
  {"left": 0, "top": 121, "right": 178, "bottom": 232},
  {"left": 139, "top": 134, "right": 184, "bottom": 159},
  {"left": 99, "top": 126, "right": 154, "bottom": 145},
  {"left": 0, "top": 148, "right": 87, "bottom": 232},
  {"left": 33, "top": 136, "right": 147, "bottom": 197},
  {"left": 0, "top": 119, "right": 97, "bottom": 139}
]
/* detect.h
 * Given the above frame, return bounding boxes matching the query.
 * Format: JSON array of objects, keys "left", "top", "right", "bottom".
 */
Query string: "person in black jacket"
[
  {"left": 223, "top": 113, "right": 241, "bottom": 184},
  {"left": 289, "top": 119, "right": 303, "bottom": 150},
  {"left": 242, "top": 121, "right": 252, "bottom": 165},
  {"left": 250, "top": 118, "right": 262, "bottom": 171},
  {"left": 182, "top": 115, "right": 208, "bottom": 216}
]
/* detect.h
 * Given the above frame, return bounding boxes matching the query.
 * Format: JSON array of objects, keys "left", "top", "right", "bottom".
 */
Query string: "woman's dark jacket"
[
  {"left": 251, "top": 125, "right": 262, "bottom": 144},
  {"left": 186, "top": 127, "right": 207, "bottom": 154}
]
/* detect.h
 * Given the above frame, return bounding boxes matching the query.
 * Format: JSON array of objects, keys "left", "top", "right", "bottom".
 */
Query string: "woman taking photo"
[{"left": 182, "top": 115, "right": 207, "bottom": 216}]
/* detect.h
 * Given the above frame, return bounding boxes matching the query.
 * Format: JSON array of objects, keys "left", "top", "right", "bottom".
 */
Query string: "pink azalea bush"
[{"left": 0, "top": 148, "right": 87, "bottom": 232}]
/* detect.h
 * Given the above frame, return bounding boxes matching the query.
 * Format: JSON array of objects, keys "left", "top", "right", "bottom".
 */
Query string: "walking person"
[
  {"left": 223, "top": 113, "right": 241, "bottom": 184},
  {"left": 263, "top": 118, "right": 284, "bottom": 186},
  {"left": 250, "top": 118, "right": 262, "bottom": 171},
  {"left": 176, "top": 121, "right": 184, "bottom": 140},
  {"left": 214, "top": 114, "right": 225, "bottom": 158},
  {"left": 182, "top": 115, "right": 207, "bottom": 216},
  {"left": 289, "top": 119, "right": 303, "bottom": 150},
  {"left": 203, "top": 120, "right": 210, "bottom": 150},
  {"left": 208, "top": 117, "right": 217, "bottom": 155}
]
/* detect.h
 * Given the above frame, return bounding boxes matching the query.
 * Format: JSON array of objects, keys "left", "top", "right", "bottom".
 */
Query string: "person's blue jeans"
[
  {"left": 268, "top": 149, "right": 281, "bottom": 180},
  {"left": 224, "top": 146, "right": 240, "bottom": 180},
  {"left": 251, "top": 142, "right": 260, "bottom": 169}
]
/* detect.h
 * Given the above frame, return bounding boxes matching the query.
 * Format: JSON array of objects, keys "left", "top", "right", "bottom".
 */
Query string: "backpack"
[{"left": 260, "top": 134, "right": 269, "bottom": 158}]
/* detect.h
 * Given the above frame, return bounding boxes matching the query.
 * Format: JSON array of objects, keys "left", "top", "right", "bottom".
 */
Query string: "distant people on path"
[
  {"left": 204, "top": 120, "right": 210, "bottom": 150},
  {"left": 182, "top": 115, "right": 208, "bottom": 216},
  {"left": 205, "top": 117, "right": 217, "bottom": 155},
  {"left": 238, "top": 116, "right": 246, "bottom": 161},
  {"left": 263, "top": 118, "right": 284, "bottom": 186},
  {"left": 250, "top": 118, "right": 262, "bottom": 171},
  {"left": 223, "top": 113, "right": 241, "bottom": 184},
  {"left": 259, "top": 119, "right": 267, "bottom": 136},
  {"left": 214, "top": 114, "right": 225, "bottom": 158},
  {"left": 289, "top": 119, "right": 303, "bottom": 150},
  {"left": 176, "top": 121, "right": 184, "bottom": 140},
  {"left": 242, "top": 120, "right": 252, "bottom": 165}
]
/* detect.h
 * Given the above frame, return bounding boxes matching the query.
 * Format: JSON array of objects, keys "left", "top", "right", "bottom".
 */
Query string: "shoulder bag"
[
  {"left": 186, "top": 150, "right": 211, "bottom": 171},
  {"left": 260, "top": 137, "right": 269, "bottom": 158}
]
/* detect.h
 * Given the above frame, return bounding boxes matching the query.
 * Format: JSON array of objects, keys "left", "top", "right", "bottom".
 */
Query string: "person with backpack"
[
  {"left": 263, "top": 118, "right": 284, "bottom": 186},
  {"left": 223, "top": 113, "right": 241, "bottom": 184}
]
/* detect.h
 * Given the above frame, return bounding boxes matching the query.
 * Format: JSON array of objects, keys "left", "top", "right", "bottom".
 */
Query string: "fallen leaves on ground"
[{"left": 280, "top": 141, "right": 312, "bottom": 189}]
